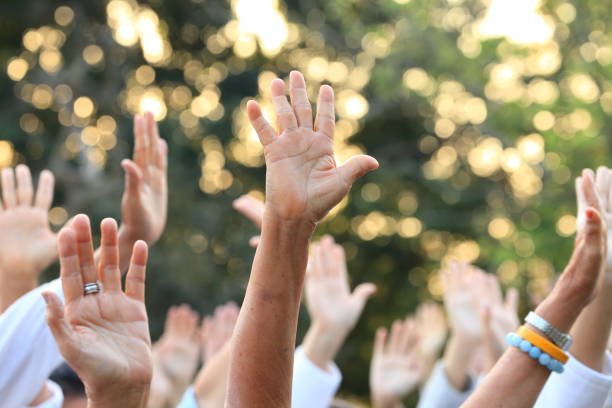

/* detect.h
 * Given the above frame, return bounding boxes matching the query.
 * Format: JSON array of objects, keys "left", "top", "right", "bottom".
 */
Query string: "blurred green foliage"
[{"left": 0, "top": 0, "right": 610, "bottom": 405}]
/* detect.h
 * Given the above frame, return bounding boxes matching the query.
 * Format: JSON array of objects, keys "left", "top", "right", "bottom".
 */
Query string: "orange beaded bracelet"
[{"left": 517, "top": 326, "right": 569, "bottom": 364}]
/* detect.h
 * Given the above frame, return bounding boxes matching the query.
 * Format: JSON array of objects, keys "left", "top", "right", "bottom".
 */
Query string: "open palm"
[
  {"left": 43, "top": 215, "right": 152, "bottom": 402},
  {"left": 247, "top": 71, "right": 378, "bottom": 224},
  {"left": 370, "top": 318, "right": 424, "bottom": 404},
  {"left": 0, "top": 166, "right": 57, "bottom": 273},
  {"left": 121, "top": 112, "right": 168, "bottom": 245},
  {"left": 306, "top": 235, "right": 376, "bottom": 332}
]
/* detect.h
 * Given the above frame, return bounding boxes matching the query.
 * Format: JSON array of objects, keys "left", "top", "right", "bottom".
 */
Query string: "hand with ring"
[{"left": 42, "top": 214, "right": 152, "bottom": 408}]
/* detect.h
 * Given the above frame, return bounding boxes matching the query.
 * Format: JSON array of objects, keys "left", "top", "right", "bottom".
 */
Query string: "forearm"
[
  {"left": 301, "top": 322, "right": 348, "bottom": 372},
  {"left": 0, "top": 269, "right": 38, "bottom": 312},
  {"left": 569, "top": 277, "right": 612, "bottom": 372},
  {"left": 227, "top": 213, "right": 314, "bottom": 407},
  {"left": 194, "top": 344, "right": 230, "bottom": 407},
  {"left": 462, "top": 291, "right": 584, "bottom": 408},
  {"left": 442, "top": 335, "right": 478, "bottom": 392}
]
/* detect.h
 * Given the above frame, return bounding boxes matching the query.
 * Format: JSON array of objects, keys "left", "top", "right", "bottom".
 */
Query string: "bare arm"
[
  {"left": 227, "top": 71, "right": 378, "bottom": 407},
  {"left": 462, "top": 169, "right": 606, "bottom": 408}
]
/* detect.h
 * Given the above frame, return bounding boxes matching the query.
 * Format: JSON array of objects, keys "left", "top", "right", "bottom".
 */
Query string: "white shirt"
[
  {"left": 535, "top": 352, "right": 612, "bottom": 408},
  {"left": 0, "top": 279, "right": 64, "bottom": 407},
  {"left": 291, "top": 346, "right": 342, "bottom": 408},
  {"left": 417, "top": 361, "right": 475, "bottom": 408},
  {"left": 177, "top": 347, "right": 343, "bottom": 408},
  {"left": 25, "top": 381, "right": 64, "bottom": 408}
]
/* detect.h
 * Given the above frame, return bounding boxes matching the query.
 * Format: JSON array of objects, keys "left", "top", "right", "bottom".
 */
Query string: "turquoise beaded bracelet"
[{"left": 506, "top": 333, "right": 565, "bottom": 373}]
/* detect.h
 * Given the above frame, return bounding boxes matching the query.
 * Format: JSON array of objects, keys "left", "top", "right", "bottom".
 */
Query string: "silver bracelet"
[{"left": 525, "top": 311, "right": 573, "bottom": 351}]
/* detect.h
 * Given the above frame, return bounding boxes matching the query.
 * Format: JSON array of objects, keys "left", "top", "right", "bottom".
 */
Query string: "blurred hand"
[
  {"left": 478, "top": 274, "right": 519, "bottom": 372},
  {"left": 233, "top": 194, "right": 263, "bottom": 247},
  {"left": 246, "top": 71, "right": 378, "bottom": 224},
  {"left": 441, "top": 261, "right": 482, "bottom": 342},
  {"left": 201, "top": 302, "right": 239, "bottom": 364},
  {"left": 414, "top": 301, "right": 447, "bottom": 383},
  {"left": 582, "top": 167, "right": 612, "bottom": 275},
  {"left": 370, "top": 318, "right": 424, "bottom": 408},
  {"left": 121, "top": 112, "right": 168, "bottom": 245},
  {"left": 150, "top": 304, "right": 200, "bottom": 407},
  {"left": 42, "top": 215, "right": 151, "bottom": 407},
  {"left": 0, "top": 166, "right": 58, "bottom": 311},
  {"left": 305, "top": 235, "right": 376, "bottom": 333},
  {"left": 554, "top": 169, "right": 606, "bottom": 311}
]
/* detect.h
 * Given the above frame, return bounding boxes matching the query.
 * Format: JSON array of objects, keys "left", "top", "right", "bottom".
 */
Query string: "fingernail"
[{"left": 586, "top": 209, "right": 594, "bottom": 220}]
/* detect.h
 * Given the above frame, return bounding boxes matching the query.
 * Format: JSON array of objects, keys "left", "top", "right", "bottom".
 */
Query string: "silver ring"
[{"left": 84, "top": 282, "right": 101, "bottom": 296}]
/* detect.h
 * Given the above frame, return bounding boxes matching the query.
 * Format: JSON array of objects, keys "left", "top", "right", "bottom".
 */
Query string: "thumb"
[
  {"left": 42, "top": 292, "right": 72, "bottom": 345},
  {"left": 121, "top": 159, "right": 143, "bottom": 199},
  {"left": 337, "top": 155, "right": 379, "bottom": 187},
  {"left": 351, "top": 283, "right": 377, "bottom": 311}
]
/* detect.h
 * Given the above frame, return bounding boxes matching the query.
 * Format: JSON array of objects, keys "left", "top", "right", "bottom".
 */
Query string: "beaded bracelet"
[
  {"left": 517, "top": 326, "right": 569, "bottom": 364},
  {"left": 506, "top": 332, "right": 565, "bottom": 373}
]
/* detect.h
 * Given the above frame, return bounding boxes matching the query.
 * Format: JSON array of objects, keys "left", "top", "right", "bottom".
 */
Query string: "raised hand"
[
  {"left": 441, "top": 261, "right": 482, "bottom": 340},
  {"left": 150, "top": 304, "right": 200, "bottom": 407},
  {"left": 42, "top": 215, "right": 152, "bottom": 407},
  {"left": 0, "top": 166, "right": 58, "bottom": 312},
  {"left": 305, "top": 235, "right": 376, "bottom": 332},
  {"left": 246, "top": 71, "right": 378, "bottom": 224},
  {"left": 302, "top": 235, "right": 376, "bottom": 370},
  {"left": 414, "top": 301, "right": 447, "bottom": 383},
  {"left": 121, "top": 112, "right": 168, "bottom": 246},
  {"left": 478, "top": 275, "right": 519, "bottom": 372},
  {"left": 201, "top": 302, "right": 239, "bottom": 364},
  {"left": 370, "top": 318, "right": 424, "bottom": 408}
]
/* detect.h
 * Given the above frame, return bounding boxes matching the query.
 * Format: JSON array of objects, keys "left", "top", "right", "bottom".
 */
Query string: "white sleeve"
[
  {"left": 291, "top": 346, "right": 342, "bottom": 408},
  {"left": 24, "top": 381, "right": 64, "bottom": 408},
  {"left": 535, "top": 352, "right": 612, "bottom": 408},
  {"left": 177, "top": 386, "right": 199, "bottom": 408},
  {"left": 0, "top": 279, "right": 65, "bottom": 407},
  {"left": 417, "top": 361, "right": 475, "bottom": 408}
]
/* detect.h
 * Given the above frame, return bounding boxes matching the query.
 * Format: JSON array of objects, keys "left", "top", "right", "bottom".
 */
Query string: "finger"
[
  {"left": 42, "top": 292, "right": 73, "bottom": 351},
  {"left": 15, "top": 165, "right": 33, "bottom": 206},
  {"left": 246, "top": 101, "right": 276, "bottom": 146},
  {"left": 58, "top": 227, "right": 84, "bottom": 303},
  {"left": 389, "top": 320, "right": 403, "bottom": 353},
  {"left": 270, "top": 78, "right": 298, "bottom": 133},
  {"left": 72, "top": 214, "right": 97, "bottom": 284},
  {"left": 399, "top": 318, "right": 419, "bottom": 354},
  {"left": 334, "top": 244, "right": 348, "bottom": 282},
  {"left": 98, "top": 218, "right": 121, "bottom": 292},
  {"left": 1, "top": 168, "right": 17, "bottom": 208},
  {"left": 314, "top": 85, "right": 335, "bottom": 139},
  {"left": 125, "top": 240, "right": 148, "bottom": 302},
  {"left": 505, "top": 287, "right": 520, "bottom": 316},
  {"left": 34, "top": 170, "right": 55, "bottom": 211},
  {"left": 133, "top": 115, "right": 148, "bottom": 170},
  {"left": 350, "top": 283, "right": 377, "bottom": 315},
  {"left": 289, "top": 71, "right": 313, "bottom": 129},
  {"left": 582, "top": 169, "right": 602, "bottom": 212},
  {"left": 373, "top": 327, "right": 387, "bottom": 357},
  {"left": 596, "top": 166, "right": 608, "bottom": 205},
  {"left": 337, "top": 155, "right": 379, "bottom": 187},
  {"left": 607, "top": 169, "right": 612, "bottom": 213},
  {"left": 576, "top": 177, "right": 585, "bottom": 214},
  {"left": 156, "top": 139, "right": 168, "bottom": 171},
  {"left": 145, "top": 112, "right": 159, "bottom": 166},
  {"left": 567, "top": 207, "right": 604, "bottom": 286},
  {"left": 233, "top": 195, "right": 264, "bottom": 229},
  {"left": 121, "top": 159, "right": 143, "bottom": 200},
  {"left": 249, "top": 236, "right": 261, "bottom": 248}
]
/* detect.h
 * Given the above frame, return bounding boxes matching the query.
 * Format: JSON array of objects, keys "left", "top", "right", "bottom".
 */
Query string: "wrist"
[
  {"left": 301, "top": 322, "right": 349, "bottom": 372},
  {"left": 535, "top": 288, "right": 585, "bottom": 334},
  {"left": 87, "top": 384, "right": 149, "bottom": 408},
  {"left": 372, "top": 394, "right": 403, "bottom": 408}
]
